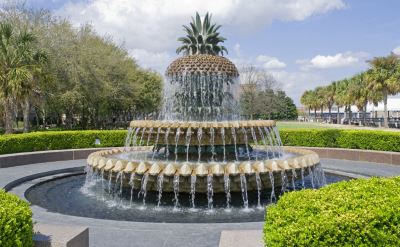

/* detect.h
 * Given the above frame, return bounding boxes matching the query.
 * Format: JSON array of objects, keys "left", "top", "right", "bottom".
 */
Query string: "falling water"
[
  {"left": 231, "top": 127, "right": 239, "bottom": 161},
  {"left": 131, "top": 127, "right": 141, "bottom": 147},
  {"left": 108, "top": 171, "right": 113, "bottom": 194},
  {"left": 308, "top": 166, "right": 315, "bottom": 189},
  {"left": 173, "top": 175, "right": 180, "bottom": 208},
  {"left": 242, "top": 127, "right": 251, "bottom": 160},
  {"left": 185, "top": 127, "right": 192, "bottom": 162},
  {"left": 156, "top": 174, "right": 164, "bottom": 207},
  {"left": 151, "top": 127, "right": 161, "bottom": 160},
  {"left": 280, "top": 170, "right": 287, "bottom": 195},
  {"left": 273, "top": 127, "right": 284, "bottom": 156},
  {"left": 255, "top": 173, "right": 262, "bottom": 208},
  {"left": 165, "top": 128, "right": 171, "bottom": 160},
  {"left": 146, "top": 127, "right": 153, "bottom": 146},
  {"left": 240, "top": 174, "right": 249, "bottom": 209},
  {"left": 258, "top": 127, "right": 271, "bottom": 158},
  {"left": 138, "top": 174, "right": 149, "bottom": 206},
  {"left": 268, "top": 171, "right": 276, "bottom": 203},
  {"left": 207, "top": 174, "right": 214, "bottom": 209},
  {"left": 291, "top": 169, "right": 296, "bottom": 190},
  {"left": 220, "top": 128, "right": 226, "bottom": 162},
  {"left": 100, "top": 169, "right": 105, "bottom": 199},
  {"left": 190, "top": 175, "right": 196, "bottom": 208},
  {"left": 223, "top": 174, "right": 231, "bottom": 208},
  {"left": 124, "top": 127, "right": 133, "bottom": 150},
  {"left": 264, "top": 127, "right": 278, "bottom": 158},
  {"left": 174, "top": 128, "right": 181, "bottom": 162},
  {"left": 210, "top": 127, "right": 215, "bottom": 161},
  {"left": 197, "top": 127, "right": 203, "bottom": 162},
  {"left": 139, "top": 127, "right": 146, "bottom": 146},
  {"left": 250, "top": 127, "right": 259, "bottom": 160},
  {"left": 115, "top": 171, "right": 124, "bottom": 197},
  {"left": 300, "top": 167, "right": 305, "bottom": 189},
  {"left": 129, "top": 173, "right": 136, "bottom": 206}
]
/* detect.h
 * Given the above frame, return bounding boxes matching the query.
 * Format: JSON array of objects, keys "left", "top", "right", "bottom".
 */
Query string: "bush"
[
  {"left": 279, "top": 129, "right": 400, "bottom": 152},
  {"left": 0, "top": 129, "right": 400, "bottom": 155},
  {"left": 0, "top": 190, "right": 33, "bottom": 247},
  {"left": 264, "top": 177, "right": 400, "bottom": 247},
  {"left": 0, "top": 130, "right": 127, "bottom": 154}
]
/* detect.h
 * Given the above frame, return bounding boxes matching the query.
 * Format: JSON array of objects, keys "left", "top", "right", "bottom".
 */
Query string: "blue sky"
[{"left": 24, "top": 0, "right": 400, "bottom": 105}]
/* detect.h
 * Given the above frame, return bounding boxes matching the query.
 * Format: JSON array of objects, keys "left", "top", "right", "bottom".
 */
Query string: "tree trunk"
[
  {"left": 348, "top": 105, "right": 352, "bottom": 125},
  {"left": 4, "top": 97, "right": 14, "bottom": 134},
  {"left": 314, "top": 109, "right": 317, "bottom": 121},
  {"left": 328, "top": 106, "right": 332, "bottom": 123},
  {"left": 337, "top": 106, "right": 340, "bottom": 124},
  {"left": 320, "top": 107, "right": 323, "bottom": 122},
  {"left": 23, "top": 97, "right": 31, "bottom": 133},
  {"left": 383, "top": 90, "right": 388, "bottom": 128}
]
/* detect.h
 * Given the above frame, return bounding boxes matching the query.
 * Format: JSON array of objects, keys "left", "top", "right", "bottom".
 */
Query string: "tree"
[
  {"left": 335, "top": 79, "right": 353, "bottom": 125},
  {"left": 176, "top": 12, "right": 228, "bottom": 56},
  {"left": 0, "top": 22, "right": 39, "bottom": 134},
  {"left": 323, "top": 83, "right": 336, "bottom": 122},
  {"left": 300, "top": 90, "right": 313, "bottom": 118},
  {"left": 366, "top": 54, "right": 400, "bottom": 127}
]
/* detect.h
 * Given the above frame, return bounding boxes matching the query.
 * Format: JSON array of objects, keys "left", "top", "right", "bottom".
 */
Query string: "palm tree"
[
  {"left": 176, "top": 12, "right": 228, "bottom": 56},
  {"left": 335, "top": 79, "right": 352, "bottom": 124},
  {"left": 348, "top": 72, "right": 381, "bottom": 126},
  {"left": 21, "top": 50, "right": 49, "bottom": 132},
  {"left": 300, "top": 90, "right": 312, "bottom": 119},
  {"left": 323, "top": 83, "right": 336, "bottom": 123},
  {"left": 366, "top": 54, "right": 400, "bottom": 128},
  {"left": 0, "top": 22, "right": 37, "bottom": 134},
  {"left": 315, "top": 87, "right": 326, "bottom": 121}
]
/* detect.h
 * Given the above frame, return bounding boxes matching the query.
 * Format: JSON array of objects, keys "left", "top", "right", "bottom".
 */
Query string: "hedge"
[
  {"left": 0, "top": 129, "right": 400, "bottom": 155},
  {"left": 264, "top": 177, "right": 400, "bottom": 247},
  {"left": 279, "top": 129, "right": 400, "bottom": 152},
  {"left": 0, "top": 190, "right": 33, "bottom": 247},
  {"left": 0, "top": 130, "right": 127, "bottom": 154}
]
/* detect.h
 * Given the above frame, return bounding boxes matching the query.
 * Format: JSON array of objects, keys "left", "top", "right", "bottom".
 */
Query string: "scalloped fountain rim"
[{"left": 87, "top": 146, "right": 320, "bottom": 177}]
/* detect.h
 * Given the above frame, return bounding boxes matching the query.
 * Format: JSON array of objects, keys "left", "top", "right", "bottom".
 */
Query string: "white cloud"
[
  {"left": 128, "top": 49, "right": 171, "bottom": 72},
  {"left": 57, "top": 0, "right": 345, "bottom": 53},
  {"left": 256, "top": 55, "right": 286, "bottom": 69},
  {"left": 393, "top": 46, "right": 400, "bottom": 55},
  {"left": 298, "top": 52, "right": 362, "bottom": 70},
  {"left": 233, "top": 43, "right": 241, "bottom": 57}
]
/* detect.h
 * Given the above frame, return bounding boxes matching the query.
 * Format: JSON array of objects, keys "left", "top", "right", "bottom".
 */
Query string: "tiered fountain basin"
[{"left": 87, "top": 146, "right": 320, "bottom": 193}]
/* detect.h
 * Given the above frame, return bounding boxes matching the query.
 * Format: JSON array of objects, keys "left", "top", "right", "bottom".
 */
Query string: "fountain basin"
[{"left": 87, "top": 146, "right": 320, "bottom": 193}]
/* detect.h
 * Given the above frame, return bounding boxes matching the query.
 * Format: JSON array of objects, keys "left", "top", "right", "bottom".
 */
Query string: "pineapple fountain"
[{"left": 84, "top": 13, "right": 325, "bottom": 210}]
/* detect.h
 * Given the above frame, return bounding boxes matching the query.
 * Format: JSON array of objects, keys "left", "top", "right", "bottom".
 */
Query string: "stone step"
[
  {"left": 34, "top": 224, "right": 89, "bottom": 247},
  {"left": 219, "top": 230, "right": 263, "bottom": 247}
]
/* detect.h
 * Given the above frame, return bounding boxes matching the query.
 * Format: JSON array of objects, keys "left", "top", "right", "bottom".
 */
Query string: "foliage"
[
  {"left": 1, "top": 129, "right": 400, "bottom": 154},
  {"left": 239, "top": 66, "right": 297, "bottom": 120},
  {"left": 176, "top": 12, "right": 228, "bottom": 56},
  {"left": 264, "top": 177, "right": 400, "bottom": 247},
  {"left": 0, "top": 130, "right": 127, "bottom": 154},
  {"left": 0, "top": 5, "right": 163, "bottom": 132},
  {"left": 0, "top": 189, "right": 33, "bottom": 247},
  {"left": 279, "top": 128, "right": 400, "bottom": 151}
]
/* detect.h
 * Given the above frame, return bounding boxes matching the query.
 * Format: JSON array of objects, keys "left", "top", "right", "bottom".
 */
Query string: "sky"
[{"left": 22, "top": 0, "right": 400, "bottom": 105}]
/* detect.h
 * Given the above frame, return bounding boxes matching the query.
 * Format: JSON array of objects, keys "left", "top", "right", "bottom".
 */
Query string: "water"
[
  {"left": 240, "top": 174, "right": 249, "bottom": 209},
  {"left": 207, "top": 175, "right": 214, "bottom": 209},
  {"left": 26, "top": 172, "right": 348, "bottom": 223}
]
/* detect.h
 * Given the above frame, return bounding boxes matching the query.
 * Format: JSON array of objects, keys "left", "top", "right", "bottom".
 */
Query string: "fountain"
[
  {"left": 85, "top": 13, "right": 325, "bottom": 210},
  {"left": 85, "top": 53, "right": 324, "bottom": 207}
]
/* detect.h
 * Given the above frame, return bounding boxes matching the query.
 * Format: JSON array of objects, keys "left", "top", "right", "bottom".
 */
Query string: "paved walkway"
[{"left": 2, "top": 158, "right": 400, "bottom": 247}]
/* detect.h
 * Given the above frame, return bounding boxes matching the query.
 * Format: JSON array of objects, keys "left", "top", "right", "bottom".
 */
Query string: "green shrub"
[
  {"left": 264, "top": 177, "right": 400, "bottom": 247},
  {"left": 279, "top": 129, "right": 400, "bottom": 152},
  {"left": 0, "top": 129, "right": 400, "bottom": 155},
  {"left": 0, "top": 130, "right": 127, "bottom": 154},
  {"left": 0, "top": 190, "right": 33, "bottom": 247}
]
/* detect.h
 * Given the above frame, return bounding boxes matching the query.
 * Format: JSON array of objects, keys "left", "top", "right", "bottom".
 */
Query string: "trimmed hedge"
[
  {"left": 279, "top": 129, "right": 400, "bottom": 152},
  {"left": 0, "top": 190, "right": 33, "bottom": 247},
  {"left": 264, "top": 177, "right": 400, "bottom": 247},
  {"left": 0, "top": 130, "right": 127, "bottom": 154},
  {"left": 0, "top": 129, "right": 400, "bottom": 155}
]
